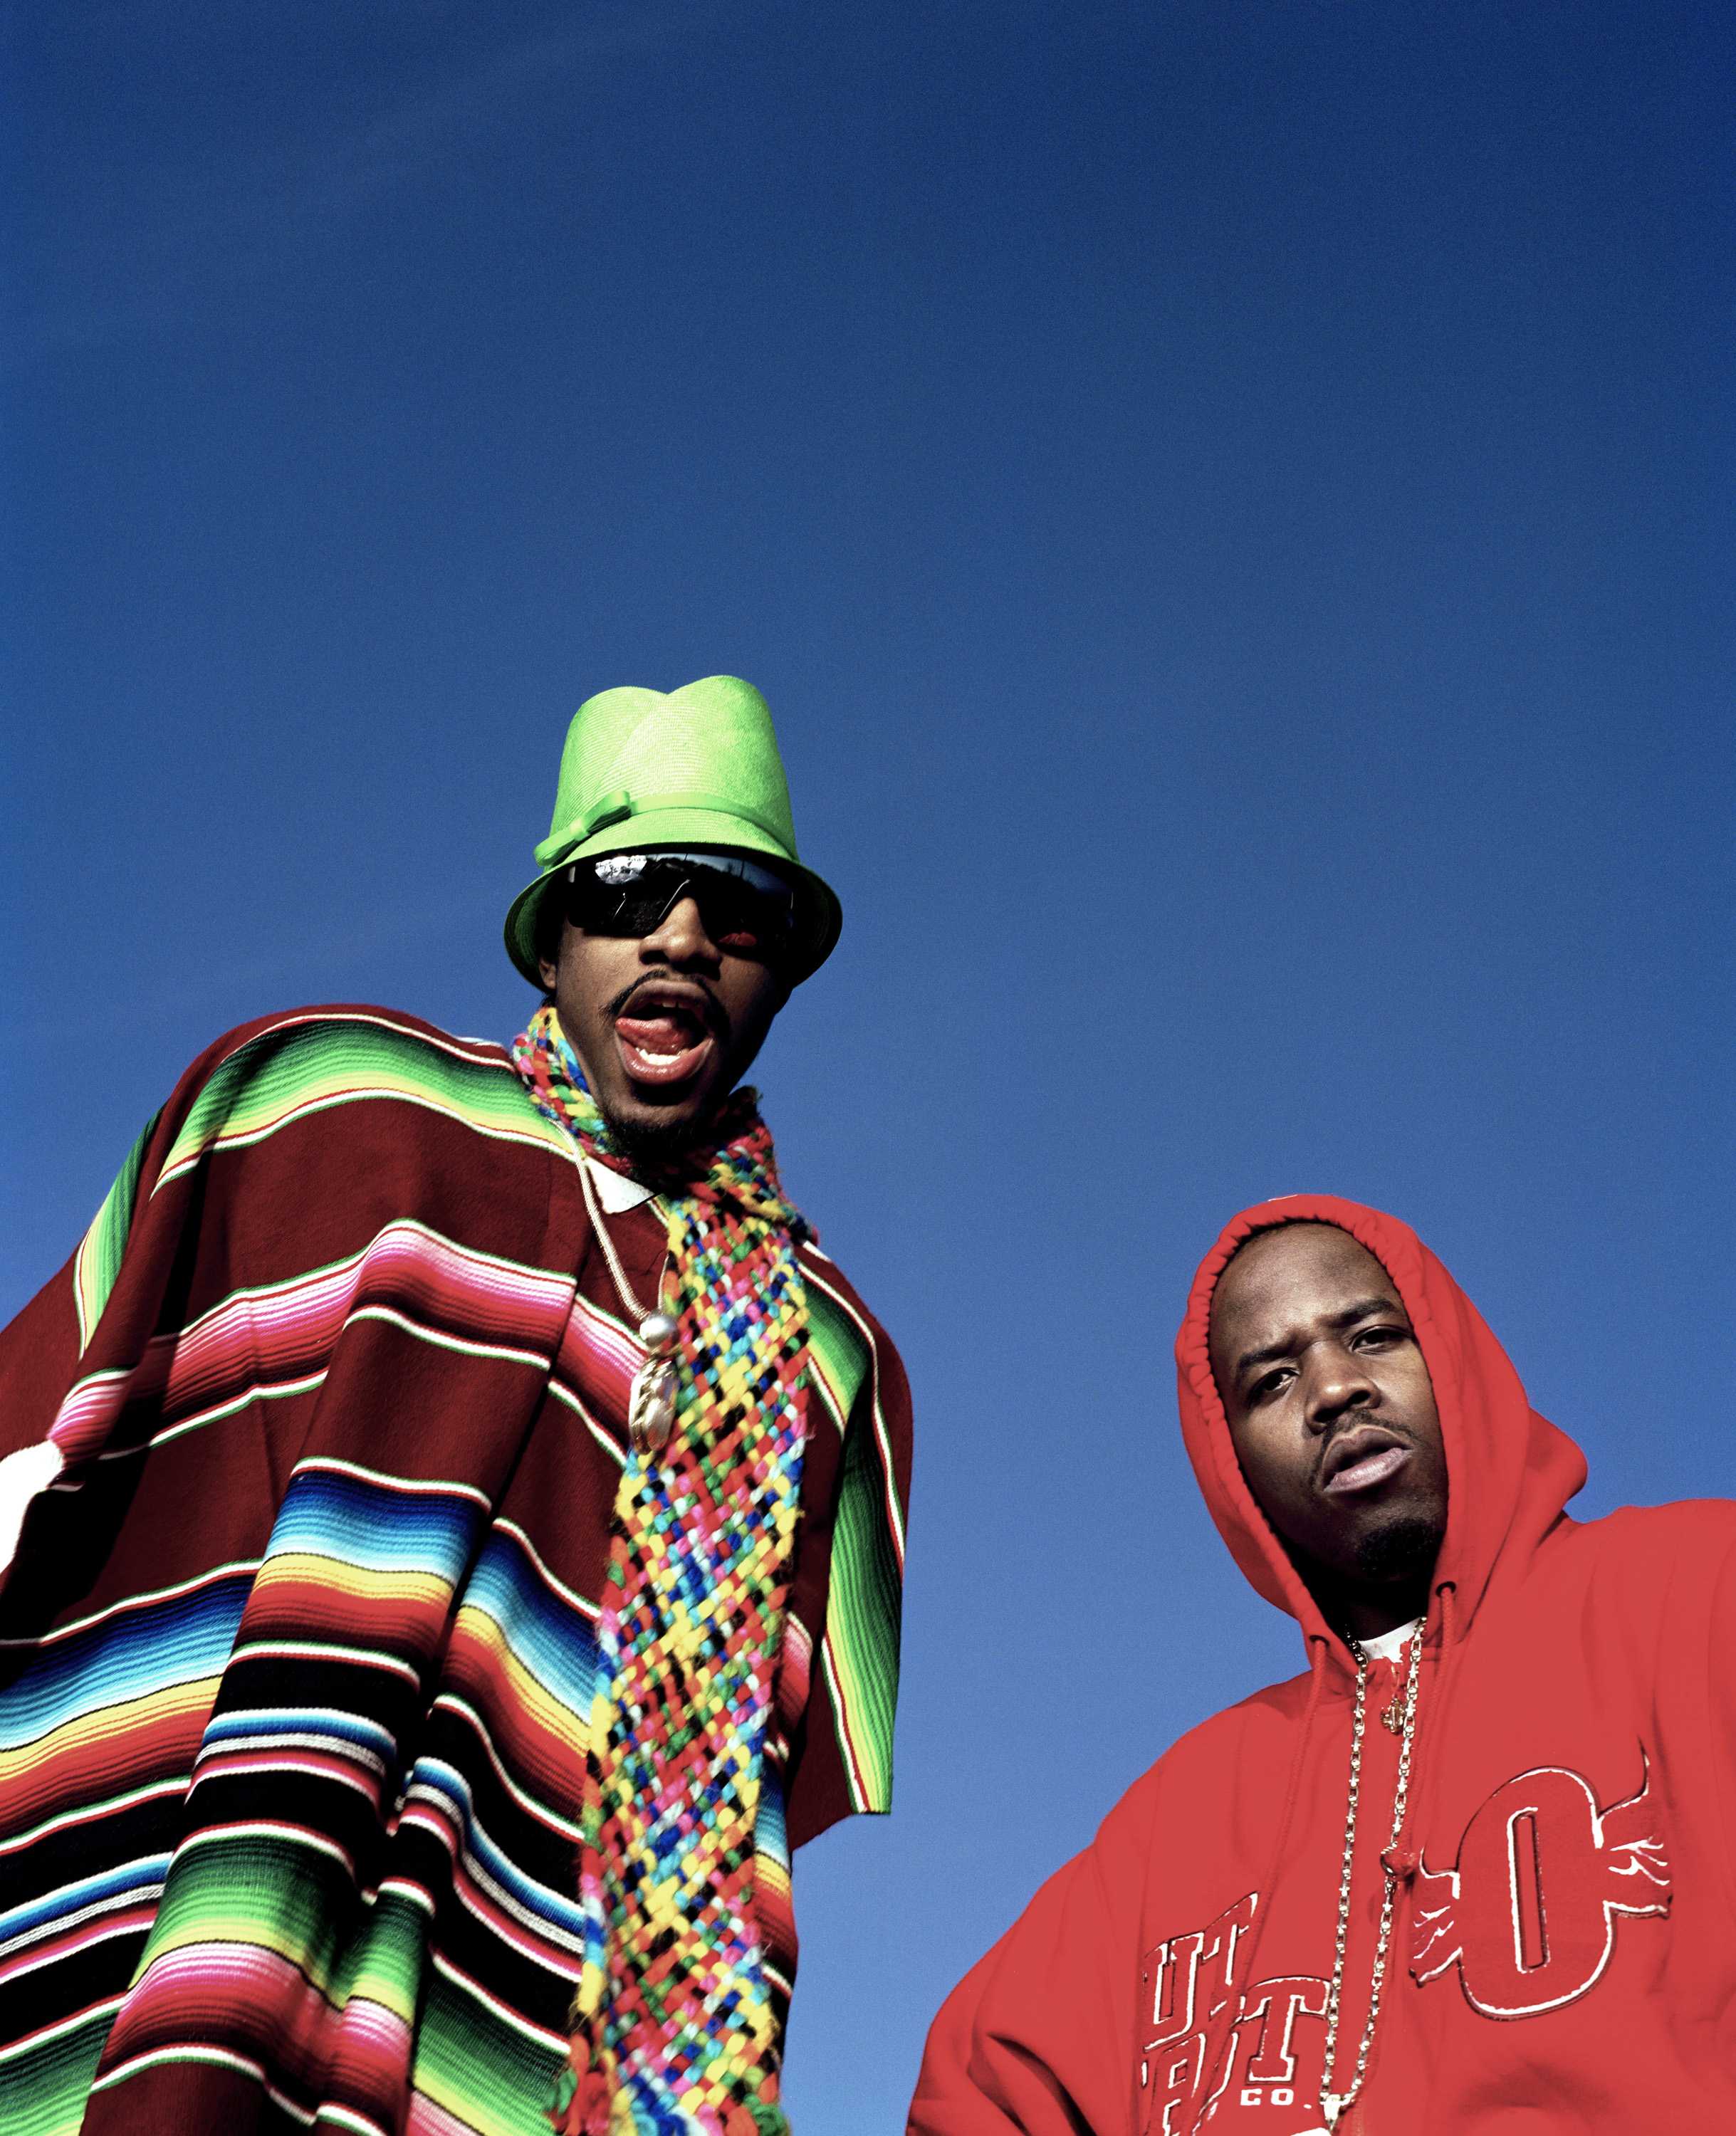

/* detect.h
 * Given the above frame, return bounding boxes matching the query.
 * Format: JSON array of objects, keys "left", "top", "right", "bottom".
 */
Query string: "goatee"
[
  {"left": 1354, "top": 1513, "right": 1444, "bottom": 1588},
  {"left": 598, "top": 1101, "right": 713, "bottom": 1173}
]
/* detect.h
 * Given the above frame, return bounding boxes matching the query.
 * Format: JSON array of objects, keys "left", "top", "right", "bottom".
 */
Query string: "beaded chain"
[
  {"left": 511, "top": 1007, "right": 810, "bottom": 2136},
  {"left": 1318, "top": 1629, "right": 1423, "bottom": 2132}
]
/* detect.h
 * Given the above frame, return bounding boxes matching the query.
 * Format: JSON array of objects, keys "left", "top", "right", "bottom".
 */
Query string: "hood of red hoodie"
[{"left": 1174, "top": 1194, "right": 1589, "bottom": 1668}]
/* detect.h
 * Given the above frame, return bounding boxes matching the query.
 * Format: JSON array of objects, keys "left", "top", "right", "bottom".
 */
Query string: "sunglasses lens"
[
  {"left": 701, "top": 884, "right": 790, "bottom": 956},
  {"left": 608, "top": 884, "right": 678, "bottom": 935},
  {"left": 569, "top": 854, "right": 796, "bottom": 957}
]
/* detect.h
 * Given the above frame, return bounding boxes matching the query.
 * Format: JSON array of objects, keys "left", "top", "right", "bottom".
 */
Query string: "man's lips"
[
  {"left": 612, "top": 982, "right": 723, "bottom": 1089},
  {"left": 1319, "top": 1425, "right": 1411, "bottom": 1497}
]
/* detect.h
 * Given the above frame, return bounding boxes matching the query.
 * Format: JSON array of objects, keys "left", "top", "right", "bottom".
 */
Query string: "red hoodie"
[{"left": 910, "top": 1196, "right": 1736, "bottom": 2135}]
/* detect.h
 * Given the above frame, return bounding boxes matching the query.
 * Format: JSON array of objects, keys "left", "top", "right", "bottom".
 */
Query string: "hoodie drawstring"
[{"left": 1393, "top": 1579, "right": 1463, "bottom": 1878}]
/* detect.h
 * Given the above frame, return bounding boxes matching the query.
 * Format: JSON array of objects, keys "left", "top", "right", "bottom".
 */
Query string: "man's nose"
[
  {"left": 641, "top": 893, "right": 720, "bottom": 966},
  {"left": 1304, "top": 1345, "right": 1377, "bottom": 1430}
]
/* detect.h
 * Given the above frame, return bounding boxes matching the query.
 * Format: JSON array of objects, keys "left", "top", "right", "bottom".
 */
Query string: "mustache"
[{"left": 607, "top": 975, "right": 730, "bottom": 1042}]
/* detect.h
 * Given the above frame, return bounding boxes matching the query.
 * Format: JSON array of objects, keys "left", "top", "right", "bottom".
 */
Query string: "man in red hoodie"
[{"left": 909, "top": 1196, "right": 1736, "bottom": 2135}]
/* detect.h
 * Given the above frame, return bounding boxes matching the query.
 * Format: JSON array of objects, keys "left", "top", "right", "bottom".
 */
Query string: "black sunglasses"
[{"left": 564, "top": 849, "right": 798, "bottom": 959}]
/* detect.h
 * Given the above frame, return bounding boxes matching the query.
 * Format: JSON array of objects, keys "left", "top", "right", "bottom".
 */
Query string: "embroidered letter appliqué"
[
  {"left": 1410, "top": 1749, "right": 1671, "bottom": 2019},
  {"left": 1139, "top": 1893, "right": 1332, "bottom": 2132}
]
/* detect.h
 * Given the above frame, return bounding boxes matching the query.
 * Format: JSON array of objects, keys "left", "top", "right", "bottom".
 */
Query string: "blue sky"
[{"left": 5, "top": 2, "right": 1732, "bottom": 2125}]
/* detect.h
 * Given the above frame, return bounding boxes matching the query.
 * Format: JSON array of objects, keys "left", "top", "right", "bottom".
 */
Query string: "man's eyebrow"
[
  {"left": 1328, "top": 1294, "right": 1406, "bottom": 1331},
  {"left": 1229, "top": 1294, "right": 1408, "bottom": 1381}
]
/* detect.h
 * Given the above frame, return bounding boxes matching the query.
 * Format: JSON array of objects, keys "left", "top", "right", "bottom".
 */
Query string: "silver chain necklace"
[
  {"left": 577, "top": 1156, "right": 679, "bottom": 1457},
  {"left": 1317, "top": 1627, "right": 1423, "bottom": 2132}
]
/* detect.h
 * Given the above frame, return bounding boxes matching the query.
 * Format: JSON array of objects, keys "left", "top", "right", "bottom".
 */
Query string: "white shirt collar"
[
  {"left": 584, "top": 1153, "right": 657, "bottom": 1213},
  {"left": 1358, "top": 1618, "right": 1423, "bottom": 1663}
]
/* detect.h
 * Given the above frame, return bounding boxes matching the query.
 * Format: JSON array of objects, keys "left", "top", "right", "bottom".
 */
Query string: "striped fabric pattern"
[{"left": 0, "top": 1006, "right": 911, "bottom": 2136}]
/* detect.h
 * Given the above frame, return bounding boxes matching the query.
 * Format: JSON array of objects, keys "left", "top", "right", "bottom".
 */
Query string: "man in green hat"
[
  {"left": 0, "top": 679, "right": 912, "bottom": 2136},
  {"left": 505, "top": 674, "right": 842, "bottom": 1162}
]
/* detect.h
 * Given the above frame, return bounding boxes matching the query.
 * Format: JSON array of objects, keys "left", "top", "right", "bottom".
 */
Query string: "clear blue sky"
[{"left": 5, "top": 4, "right": 1732, "bottom": 2127}]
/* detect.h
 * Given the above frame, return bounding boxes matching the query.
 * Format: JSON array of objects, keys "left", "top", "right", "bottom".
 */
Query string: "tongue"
[{"left": 616, "top": 1012, "right": 698, "bottom": 1055}]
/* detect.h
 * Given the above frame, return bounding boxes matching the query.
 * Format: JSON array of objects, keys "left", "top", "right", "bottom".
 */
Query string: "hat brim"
[{"left": 503, "top": 807, "right": 843, "bottom": 988}]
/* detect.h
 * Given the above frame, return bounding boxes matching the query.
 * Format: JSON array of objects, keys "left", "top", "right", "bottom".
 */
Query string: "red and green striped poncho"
[{"left": 0, "top": 1005, "right": 911, "bottom": 2136}]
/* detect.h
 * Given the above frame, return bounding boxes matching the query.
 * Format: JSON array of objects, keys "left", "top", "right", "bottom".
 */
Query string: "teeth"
[{"left": 636, "top": 1047, "right": 691, "bottom": 1065}]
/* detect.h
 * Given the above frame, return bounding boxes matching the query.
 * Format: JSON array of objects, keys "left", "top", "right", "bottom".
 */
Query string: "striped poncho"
[{"left": 0, "top": 1005, "right": 911, "bottom": 2136}]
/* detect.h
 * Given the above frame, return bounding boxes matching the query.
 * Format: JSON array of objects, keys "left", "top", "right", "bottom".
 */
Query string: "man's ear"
[{"left": 535, "top": 908, "right": 568, "bottom": 992}]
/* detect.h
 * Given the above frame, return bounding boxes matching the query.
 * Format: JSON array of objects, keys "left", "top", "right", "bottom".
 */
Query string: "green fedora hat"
[{"left": 504, "top": 675, "right": 842, "bottom": 987}]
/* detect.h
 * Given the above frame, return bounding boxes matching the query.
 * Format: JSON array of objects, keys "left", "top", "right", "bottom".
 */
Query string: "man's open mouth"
[
  {"left": 1319, "top": 1425, "right": 1411, "bottom": 1497},
  {"left": 613, "top": 983, "right": 720, "bottom": 1089}
]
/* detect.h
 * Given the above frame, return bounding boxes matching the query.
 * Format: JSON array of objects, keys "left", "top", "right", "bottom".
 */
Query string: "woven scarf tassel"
[
  {"left": 741, "top": 2095, "right": 792, "bottom": 2136},
  {"left": 551, "top": 2049, "right": 604, "bottom": 2135},
  {"left": 555, "top": 2073, "right": 609, "bottom": 2136}
]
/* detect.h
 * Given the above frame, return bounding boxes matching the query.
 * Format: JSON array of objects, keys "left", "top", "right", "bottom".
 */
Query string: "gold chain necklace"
[
  {"left": 1318, "top": 1628, "right": 1423, "bottom": 2132},
  {"left": 577, "top": 1156, "right": 679, "bottom": 1457}
]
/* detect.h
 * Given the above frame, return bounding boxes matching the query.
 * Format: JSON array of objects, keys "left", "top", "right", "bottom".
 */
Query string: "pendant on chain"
[{"left": 627, "top": 1310, "right": 680, "bottom": 1455}]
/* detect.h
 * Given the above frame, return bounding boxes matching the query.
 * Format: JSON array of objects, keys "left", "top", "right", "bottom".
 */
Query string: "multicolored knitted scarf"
[{"left": 510, "top": 1005, "right": 810, "bottom": 2136}]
